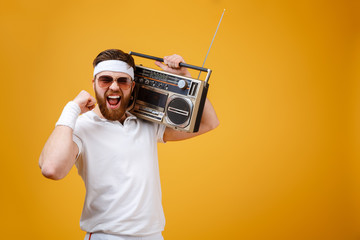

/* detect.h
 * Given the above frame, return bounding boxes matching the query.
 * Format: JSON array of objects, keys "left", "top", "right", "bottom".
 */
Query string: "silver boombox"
[{"left": 129, "top": 52, "right": 212, "bottom": 133}]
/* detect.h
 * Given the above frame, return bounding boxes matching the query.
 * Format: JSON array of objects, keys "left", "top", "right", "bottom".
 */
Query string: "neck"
[{"left": 93, "top": 105, "right": 127, "bottom": 123}]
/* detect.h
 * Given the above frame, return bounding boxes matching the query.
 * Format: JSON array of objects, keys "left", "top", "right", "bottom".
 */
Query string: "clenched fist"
[{"left": 73, "top": 90, "right": 96, "bottom": 114}]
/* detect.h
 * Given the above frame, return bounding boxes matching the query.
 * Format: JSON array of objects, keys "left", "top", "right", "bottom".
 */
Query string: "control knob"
[{"left": 177, "top": 80, "right": 188, "bottom": 90}]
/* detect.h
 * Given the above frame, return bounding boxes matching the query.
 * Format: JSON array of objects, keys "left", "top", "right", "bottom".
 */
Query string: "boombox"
[{"left": 129, "top": 52, "right": 212, "bottom": 133}]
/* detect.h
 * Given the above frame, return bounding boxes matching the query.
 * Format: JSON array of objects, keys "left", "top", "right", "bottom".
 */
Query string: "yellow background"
[{"left": 0, "top": 0, "right": 359, "bottom": 239}]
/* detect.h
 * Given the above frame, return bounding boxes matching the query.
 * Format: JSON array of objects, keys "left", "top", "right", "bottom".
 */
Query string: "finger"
[
  {"left": 174, "top": 55, "right": 185, "bottom": 67},
  {"left": 166, "top": 55, "right": 176, "bottom": 68},
  {"left": 87, "top": 96, "right": 95, "bottom": 104},
  {"left": 90, "top": 95, "right": 96, "bottom": 103},
  {"left": 166, "top": 59, "right": 175, "bottom": 68},
  {"left": 86, "top": 101, "right": 95, "bottom": 111},
  {"left": 80, "top": 90, "right": 90, "bottom": 98},
  {"left": 166, "top": 55, "right": 183, "bottom": 68},
  {"left": 86, "top": 102, "right": 94, "bottom": 110},
  {"left": 155, "top": 61, "right": 168, "bottom": 71},
  {"left": 88, "top": 104, "right": 95, "bottom": 111},
  {"left": 163, "top": 56, "right": 169, "bottom": 67},
  {"left": 89, "top": 96, "right": 97, "bottom": 106},
  {"left": 174, "top": 59, "right": 182, "bottom": 68},
  {"left": 165, "top": 56, "right": 178, "bottom": 68}
]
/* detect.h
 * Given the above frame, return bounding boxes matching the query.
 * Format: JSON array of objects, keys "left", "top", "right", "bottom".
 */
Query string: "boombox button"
[
  {"left": 177, "top": 80, "right": 188, "bottom": 90},
  {"left": 145, "top": 79, "right": 149, "bottom": 85},
  {"left": 164, "top": 84, "right": 169, "bottom": 90}
]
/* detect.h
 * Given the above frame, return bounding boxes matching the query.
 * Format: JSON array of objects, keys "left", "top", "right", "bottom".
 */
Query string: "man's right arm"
[
  {"left": 39, "top": 90, "right": 96, "bottom": 180},
  {"left": 39, "top": 126, "right": 79, "bottom": 180}
]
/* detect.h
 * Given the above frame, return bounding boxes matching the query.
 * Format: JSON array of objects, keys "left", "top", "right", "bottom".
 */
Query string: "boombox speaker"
[{"left": 128, "top": 51, "right": 212, "bottom": 133}]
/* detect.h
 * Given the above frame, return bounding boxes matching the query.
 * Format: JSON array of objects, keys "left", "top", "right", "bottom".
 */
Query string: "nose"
[{"left": 109, "top": 79, "right": 120, "bottom": 91}]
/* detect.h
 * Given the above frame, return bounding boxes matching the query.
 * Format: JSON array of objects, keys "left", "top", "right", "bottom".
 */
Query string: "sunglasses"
[{"left": 97, "top": 75, "right": 133, "bottom": 90}]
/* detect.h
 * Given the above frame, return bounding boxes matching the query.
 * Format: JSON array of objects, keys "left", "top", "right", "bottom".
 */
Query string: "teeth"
[{"left": 108, "top": 96, "right": 120, "bottom": 99}]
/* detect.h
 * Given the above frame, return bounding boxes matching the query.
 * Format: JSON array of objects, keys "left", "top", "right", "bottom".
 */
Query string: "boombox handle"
[{"left": 129, "top": 51, "right": 212, "bottom": 85}]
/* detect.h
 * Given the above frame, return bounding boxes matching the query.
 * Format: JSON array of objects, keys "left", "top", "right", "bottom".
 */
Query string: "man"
[{"left": 39, "top": 49, "right": 219, "bottom": 240}]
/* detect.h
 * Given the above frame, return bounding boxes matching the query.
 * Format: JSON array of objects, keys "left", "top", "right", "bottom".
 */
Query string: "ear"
[{"left": 92, "top": 79, "right": 95, "bottom": 90}]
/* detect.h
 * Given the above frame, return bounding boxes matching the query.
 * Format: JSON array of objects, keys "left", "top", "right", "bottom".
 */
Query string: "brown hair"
[{"left": 93, "top": 49, "right": 135, "bottom": 69}]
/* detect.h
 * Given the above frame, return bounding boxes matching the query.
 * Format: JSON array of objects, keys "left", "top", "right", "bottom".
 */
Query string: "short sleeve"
[
  {"left": 72, "top": 133, "right": 83, "bottom": 159},
  {"left": 156, "top": 124, "right": 166, "bottom": 143}
]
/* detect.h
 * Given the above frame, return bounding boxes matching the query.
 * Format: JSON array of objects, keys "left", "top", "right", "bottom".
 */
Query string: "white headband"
[{"left": 93, "top": 60, "right": 134, "bottom": 79}]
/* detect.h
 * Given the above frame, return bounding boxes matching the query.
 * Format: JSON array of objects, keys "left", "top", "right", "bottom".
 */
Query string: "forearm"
[
  {"left": 39, "top": 101, "right": 83, "bottom": 180},
  {"left": 39, "top": 126, "right": 78, "bottom": 180},
  {"left": 197, "top": 98, "right": 219, "bottom": 133},
  {"left": 163, "top": 98, "right": 219, "bottom": 141}
]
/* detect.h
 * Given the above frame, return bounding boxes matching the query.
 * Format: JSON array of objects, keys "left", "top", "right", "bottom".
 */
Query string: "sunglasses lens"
[
  {"left": 98, "top": 76, "right": 113, "bottom": 88},
  {"left": 97, "top": 76, "right": 132, "bottom": 90},
  {"left": 117, "top": 78, "right": 132, "bottom": 90}
]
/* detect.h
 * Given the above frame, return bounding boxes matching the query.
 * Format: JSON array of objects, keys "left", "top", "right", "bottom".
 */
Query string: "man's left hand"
[{"left": 155, "top": 54, "right": 191, "bottom": 78}]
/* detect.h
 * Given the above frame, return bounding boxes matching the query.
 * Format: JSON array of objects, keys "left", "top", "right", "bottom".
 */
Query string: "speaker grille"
[{"left": 166, "top": 98, "right": 191, "bottom": 125}]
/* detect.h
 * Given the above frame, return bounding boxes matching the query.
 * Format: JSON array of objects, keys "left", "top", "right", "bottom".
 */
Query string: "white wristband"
[{"left": 55, "top": 101, "right": 81, "bottom": 130}]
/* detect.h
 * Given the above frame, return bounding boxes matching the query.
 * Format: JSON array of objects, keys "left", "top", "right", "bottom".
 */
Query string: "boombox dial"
[{"left": 177, "top": 80, "right": 188, "bottom": 90}]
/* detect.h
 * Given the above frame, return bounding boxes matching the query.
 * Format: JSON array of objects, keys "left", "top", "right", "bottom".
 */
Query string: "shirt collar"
[{"left": 88, "top": 110, "right": 137, "bottom": 123}]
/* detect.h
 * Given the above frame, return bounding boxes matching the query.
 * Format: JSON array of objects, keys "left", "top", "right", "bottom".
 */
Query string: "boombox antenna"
[{"left": 198, "top": 9, "right": 226, "bottom": 79}]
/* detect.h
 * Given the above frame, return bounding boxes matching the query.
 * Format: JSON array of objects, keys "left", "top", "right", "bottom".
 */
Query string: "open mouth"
[{"left": 107, "top": 95, "right": 121, "bottom": 110}]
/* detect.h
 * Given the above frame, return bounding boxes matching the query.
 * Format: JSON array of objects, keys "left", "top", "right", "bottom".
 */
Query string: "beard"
[{"left": 94, "top": 86, "right": 132, "bottom": 121}]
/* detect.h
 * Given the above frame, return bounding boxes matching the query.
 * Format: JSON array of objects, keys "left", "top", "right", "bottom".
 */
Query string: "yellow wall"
[{"left": 0, "top": 0, "right": 359, "bottom": 239}]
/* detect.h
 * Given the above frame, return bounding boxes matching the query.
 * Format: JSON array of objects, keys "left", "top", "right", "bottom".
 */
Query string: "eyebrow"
[
  {"left": 98, "top": 75, "right": 112, "bottom": 80},
  {"left": 98, "top": 75, "right": 130, "bottom": 80}
]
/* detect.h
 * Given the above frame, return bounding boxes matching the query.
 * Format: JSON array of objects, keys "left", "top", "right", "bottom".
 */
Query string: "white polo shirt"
[{"left": 72, "top": 111, "right": 166, "bottom": 236}]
